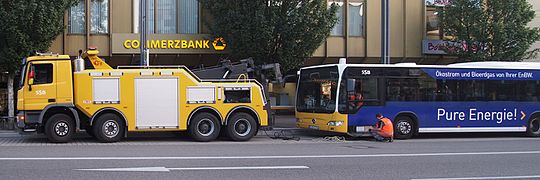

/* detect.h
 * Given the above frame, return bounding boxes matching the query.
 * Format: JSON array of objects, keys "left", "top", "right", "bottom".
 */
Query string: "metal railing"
[{"left": 0, "top": 116, "right": 14, "bottom": 130}]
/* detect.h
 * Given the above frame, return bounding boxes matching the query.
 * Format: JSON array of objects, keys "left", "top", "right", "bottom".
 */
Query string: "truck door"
[{"left": 23, "top": 62, "right": 57, "bottom": 110}]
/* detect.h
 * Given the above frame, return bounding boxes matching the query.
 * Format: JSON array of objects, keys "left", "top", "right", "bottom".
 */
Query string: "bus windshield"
[{"left": 296, "top": 66, "right": 339, "bottom": 113}]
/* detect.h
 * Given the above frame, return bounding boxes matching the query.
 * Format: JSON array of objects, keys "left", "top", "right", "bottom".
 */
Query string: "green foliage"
[
  {"left": 439, "top": 0, "right": 540, "bottom": 61},
  {"left": 200, "top": 0, "right": 337, "bottom": 71},
  {"left": 0, "top": 0, "right": 77, "bottom": 73}
]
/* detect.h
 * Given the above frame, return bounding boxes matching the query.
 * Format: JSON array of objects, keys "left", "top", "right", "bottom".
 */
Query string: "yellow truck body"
[{"left": 16, "top": 50, "right": 268, "bottom": 142}]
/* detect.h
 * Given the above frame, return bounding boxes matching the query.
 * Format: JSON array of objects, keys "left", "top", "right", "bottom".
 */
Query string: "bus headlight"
[{"left": 327, "top": 121, "right": 344, "bottom": 127}]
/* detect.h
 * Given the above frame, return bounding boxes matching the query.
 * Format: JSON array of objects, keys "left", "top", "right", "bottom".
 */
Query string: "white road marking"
[
  {"left": 75, "top": 166, "right": 310, "bottom": 172},
  {"left": 1, "top": 151, "right": 540, "bottom": 161},
  {"left": 412, "top": 175, "right": 540, "bottom": 180}
]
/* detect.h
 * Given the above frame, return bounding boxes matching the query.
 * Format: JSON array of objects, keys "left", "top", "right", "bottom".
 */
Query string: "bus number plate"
[{"left": 309, "top": 125, "right": 319, "bottom": 130}]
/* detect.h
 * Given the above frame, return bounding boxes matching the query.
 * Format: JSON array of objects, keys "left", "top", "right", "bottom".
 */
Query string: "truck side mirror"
[{"left": 27, "top": 65, "right": 34, "bottom": 90}]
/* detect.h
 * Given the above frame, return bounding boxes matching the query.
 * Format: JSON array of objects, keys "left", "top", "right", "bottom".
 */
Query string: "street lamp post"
[
  {"left": 139, "top": 0, "right": 149, "bottom": 66},
  {"left": 381, "top": 0, "right": 390, "bottom": 64}
]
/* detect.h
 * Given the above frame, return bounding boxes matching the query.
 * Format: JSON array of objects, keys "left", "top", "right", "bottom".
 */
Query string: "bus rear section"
[{"left": 295, "top": 62, "right": 540, "bottom": 139}]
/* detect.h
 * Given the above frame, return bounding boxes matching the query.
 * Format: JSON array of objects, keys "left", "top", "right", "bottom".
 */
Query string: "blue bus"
[{"left": 295, "top": 61, "right": 540, "bottom": 139}]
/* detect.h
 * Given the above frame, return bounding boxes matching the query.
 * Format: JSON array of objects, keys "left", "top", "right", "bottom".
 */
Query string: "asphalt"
[{"left": 1, "top": 115, "right": 540, "bottom": 179}]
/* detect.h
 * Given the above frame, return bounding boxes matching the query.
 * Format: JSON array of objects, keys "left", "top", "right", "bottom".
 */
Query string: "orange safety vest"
[{"left": 378, "top": 117, "right": 394, "bottom": 137}]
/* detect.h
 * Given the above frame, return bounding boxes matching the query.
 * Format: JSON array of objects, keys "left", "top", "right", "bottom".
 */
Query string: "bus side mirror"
[{"left": 347, "top": 79, "right": 355, "bottom": 92}]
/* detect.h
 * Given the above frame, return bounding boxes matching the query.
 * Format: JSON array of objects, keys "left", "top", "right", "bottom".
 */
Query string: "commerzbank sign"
[{"left": 111, "top": 33, "right": 227, "bottom": 54}]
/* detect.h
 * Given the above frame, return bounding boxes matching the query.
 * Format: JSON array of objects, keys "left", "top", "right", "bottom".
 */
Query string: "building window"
[
  {"left": 69, "top": 0, "right": 85, "bottom": 34},
  {"left": 180, "top": 0, "right": 199, "bottom": 34},
  {"left": 330, "top": 2, "right": 344, "bottom": 36},
  {"left": 348, "top": 2, "right": 364, "bottom": 37},
  {"left": 148, "top": 0, "right": 177, "bottom": 34},
  {"left": 145, "top": 0, "right": 198, "bottom": 34},
  {"left": 426, "top": 7, "right": 440, "bottom": 38},
  {"left": 425, "top": 0, "right": 450, "bottom": 39},
  {"left": 91, "top": 0, "right": 108, "bottom": 34}
]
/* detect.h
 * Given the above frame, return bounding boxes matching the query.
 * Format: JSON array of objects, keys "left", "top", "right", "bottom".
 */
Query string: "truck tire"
[
  {"left": 44, "top": 114, "right": 74, "bottom": 143},
  {"left": 226, "top": 112, "right": 257, "bottom": 141},
  {"left": 526, "top": 117, "right": 540, "bottom": 137},
  {"left": 93, "top": 113, "right": 125, "bottom": 143},
  {"left": 394, "top": 116, "right": 415, "bottom": 139},
  {"left": 189, "top": 112, "right": 220, "bottom": 142}
]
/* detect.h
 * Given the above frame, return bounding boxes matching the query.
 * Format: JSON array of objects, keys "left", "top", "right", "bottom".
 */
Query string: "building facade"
[{"left": 48, "top": 0, "right": 460, "bottom": 69}]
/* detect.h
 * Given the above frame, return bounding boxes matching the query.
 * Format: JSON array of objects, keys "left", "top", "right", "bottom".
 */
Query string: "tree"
[
  {"left": 200, "top": 0, "right": 338, "bottom": 72},
  {"left": 0, "top": 0, "right": 76, "bottom": 122},
  {"left": 439, "top": 0, "right": 540, "bottom": 61}
]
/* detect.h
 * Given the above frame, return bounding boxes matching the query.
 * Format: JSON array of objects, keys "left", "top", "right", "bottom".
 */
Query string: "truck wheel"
[
  {"left": 189, "top": 112, "right": 220, "bottom": 142},
  {"left": 526, "top": 117, "right": 540, "bottom": 137},
  {"left": 45, "top": 114, "right": 74, "bottom": 143},
  {"left": 93, "top": 113, "right": 125, "bottom": 143},
  {"left": 226, "top": 112, "right": 257, "bottom": 141},
  {"left": 394, "top": 116, "right": 415, "bottom": 139}
]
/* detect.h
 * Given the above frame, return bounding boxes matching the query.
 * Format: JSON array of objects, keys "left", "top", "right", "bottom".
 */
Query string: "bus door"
[{"left": 339, "top": 68, "right": 383, "bottom": 128}]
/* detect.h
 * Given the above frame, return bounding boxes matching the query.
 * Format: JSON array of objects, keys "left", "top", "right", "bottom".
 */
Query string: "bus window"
[
  {"left": 517, "top": 80, "right": 540, "bottom": 101},
  {"left": 296, "top": 67, "right": 338, "bottom": 113},
  {"left": 338, "top": 68, "right": 380, "bottom": 114}
]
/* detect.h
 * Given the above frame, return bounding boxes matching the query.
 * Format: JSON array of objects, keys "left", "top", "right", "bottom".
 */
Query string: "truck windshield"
[
  {"left": 296, "top": 66, "right": 339, "bottom": 113},
  {"left": 18, "top": 63, "right": 27, "bottom": 90}
]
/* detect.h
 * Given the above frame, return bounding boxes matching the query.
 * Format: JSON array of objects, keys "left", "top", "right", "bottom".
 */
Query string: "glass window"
[
  {"left": 339, "top": 78, "right": 378, "bottom": 114},
  {"left": 330, "top": 2, "right": 344, "bottom": 36},
  {"left": 69, "top": 0, "right": 85, "bottom": 34},
  {"left": 148, "top": 0, "right": 177, "bottom": 34},
  {"left": 224, "top": 88, "right": 251, "bottom": 103},
  {"left": 348, "top": 2, "right": 364, "bottom": 37},
  {"left": 91, "top": 0, "right": 108, "bottom": 34},
  {"left": 296, "top": 67, "right": 339, "bottom": 113},
  {"left": 180, "top": 0, "right": 199, "bottom": 34},
  {"left": 385, "top": 69, "right": 439, "bottom": 102},
  {"left": 148, "top": 0, "right": 155, "bottom": 33},
  {"left": 425, "top": 0, "right": 450, "bottom": 39},
  {"left": 426, "top": 7, "right": 440, "bottom": 38},
  {"left": 31, "top": 64, "right": 53, "bottom": 85},
  {"left": 517, "top": 81, "right": 540, "bottom": 101}
]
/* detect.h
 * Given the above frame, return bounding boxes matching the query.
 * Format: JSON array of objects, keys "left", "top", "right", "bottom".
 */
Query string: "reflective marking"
[
  {"left": 89, "top": 72, "right": 103, "bottom": 76},
  {"left": 418, "top": 127, "right": 526, "bottom": 133},
  {"left": 75, "top": 166, "right": 309, "bottom": 172},
  {"left": 412, "top": 175, "right": 540, "bottom": 180},
  {"left": 2, "top": 151, "right": 540, "bottom": 160}
]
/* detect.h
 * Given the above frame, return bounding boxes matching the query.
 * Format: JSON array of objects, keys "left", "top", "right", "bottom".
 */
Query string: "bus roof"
[{"left": 300, "top": 61, "right": 540, "bottom": 71}]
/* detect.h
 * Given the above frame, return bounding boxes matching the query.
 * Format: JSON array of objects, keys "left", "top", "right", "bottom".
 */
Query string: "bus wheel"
[
  {"left": 526, "top": 117, "right": 540, "bottom": 137},
  {"left": 394, "top": 116, "right": 415, "bottom": 139},
  {"left": 93, "top": 113, "right": 125, "bottom": 143},
  {"left": 45, "top": 114, "right": 74, "bottom": 143},
  {"left": 189, "top": 112, "right": 221, "bottom": 142},
  {"left": 226, "top": 112, "right": 257, "bottom": 141}
]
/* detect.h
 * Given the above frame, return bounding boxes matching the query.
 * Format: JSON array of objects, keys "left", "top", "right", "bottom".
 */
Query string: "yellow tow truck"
[{"left": 16, "top": 48, "right": 269, "bottom": 143}]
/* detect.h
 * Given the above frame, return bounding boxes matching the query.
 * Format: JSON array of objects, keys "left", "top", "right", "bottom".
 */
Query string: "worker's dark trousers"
[{"left": 370, "top": 131, "right": 391, "bottom": 142}]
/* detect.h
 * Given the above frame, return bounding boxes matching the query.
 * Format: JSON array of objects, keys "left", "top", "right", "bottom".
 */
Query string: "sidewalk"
[{"left": 272, "top": 114, "right": 297, "bottom": 128}]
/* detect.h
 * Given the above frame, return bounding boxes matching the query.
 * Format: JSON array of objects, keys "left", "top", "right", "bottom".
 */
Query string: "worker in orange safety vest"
[{"left": 369, "top": 113, "right": 394, "bottom": 142}]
